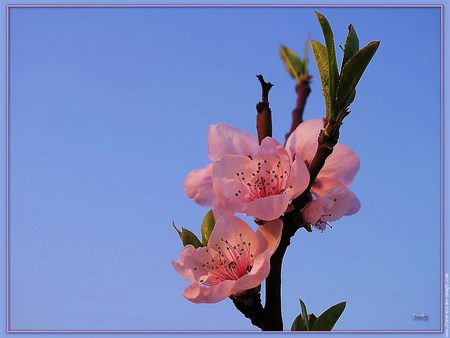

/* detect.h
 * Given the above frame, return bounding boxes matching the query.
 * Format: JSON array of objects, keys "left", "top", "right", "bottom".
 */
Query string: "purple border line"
[
  {"left": 5, "top": 3, "right": 445, "bottom": 334},
  {"left": 4, "top": 329, "right": 445, "bottom": 334},
  {"left": 4, "top": 3, "right": 446, "bottom": 8},
  {"left": 440, "top": 1, "right": 445, "bottom": 334},
  {"left": 5, "top": 2, "right": 10, "bottom": 334}
]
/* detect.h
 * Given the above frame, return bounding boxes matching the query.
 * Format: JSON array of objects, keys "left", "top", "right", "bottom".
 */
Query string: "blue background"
[{"left": 1, "top": 1, "right": 448, "bottom": 337}]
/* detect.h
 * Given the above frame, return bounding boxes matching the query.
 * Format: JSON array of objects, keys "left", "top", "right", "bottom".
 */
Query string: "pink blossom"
[
  {"left": 185, "top": 124, "right": 309, "bottom": 220},
  {"left": 172, "top": 214, "right": 282, "bottom": 303},
  {"left": 285, "top": 119, "right": 360, "bottom": 197},
  {"left": 302, "top": 185, "right": 360, "bottom": 231},
  {"left": 185, "top": 123, "right": 309, "bottom": 221},
  {"left": 211, "top": 137, "right": 309, "bottom": 221},
  {"left": 184, "top": 123, "right": 258, "bottom": 208},
  {"left": 285, "top": 119, "right": 361, "bottom": 229}
]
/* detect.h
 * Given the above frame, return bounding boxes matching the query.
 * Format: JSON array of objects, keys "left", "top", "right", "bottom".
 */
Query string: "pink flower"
[
  {"left": 301, "top": 185, "right": 360, "bottom": 231},
  {"left": 172, "top": 214, "right": 282, "bottom": 303},
  {"left": 285, "top": 119, "right": 360, "bottom": 197},
  {"left": 184, "top": 123, "right": 258, "bottom": 208},
  {"left": 184, "top": 123, "right": 309, "bottom": 221}
]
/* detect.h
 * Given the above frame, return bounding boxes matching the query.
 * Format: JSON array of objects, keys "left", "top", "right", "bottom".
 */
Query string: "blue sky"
[{"left": 1, "top": 1, "right": 448, "bottom": 338}]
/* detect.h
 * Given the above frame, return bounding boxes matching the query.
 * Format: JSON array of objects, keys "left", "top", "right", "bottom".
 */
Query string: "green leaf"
[
  {"left": 172, "top": 221, "right": 203, "bottom": 248},
  {"left": 315, "top": 11, "right": 339, "bottom": 115},
  {"left": 336, "top": 40, "right": 380, "bottom": 120},
  {"left": 279, "top": 45, "right": 304, "bottom": 82},
  {"left": 311, "top": 301, "right": 346, "bottom": 331},
  {"left": 201, "top": 210, "right": 215, "bottom": 246},
  {"left": 303, "top": 34, "right": 310, "bottom": 74},
  {"left": 300, "top": 299, "right": 309, "bottom": 331},
  {"left": 180, "top": 228, "right": 203, "bottom": 248},
  {"left": 311, "top": 40, "right": 331, "bottom": 116},
  {"left": 172, "top": 221, "right": 182, "bottom": 236},
  {"left": 342, "top": 24, "right": 359, "bottom": 69},
  {"left": 308, "top": 313, "right": 318, "bottom": 329},
  {"left": 291, "top": 314, "right": 307, "bottom": 331},
  {"left": 291, "top": 299, "right": 312, "bottom": 331}
]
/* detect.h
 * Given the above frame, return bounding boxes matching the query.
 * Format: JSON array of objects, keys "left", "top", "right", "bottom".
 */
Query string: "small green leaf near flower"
[{"left": 201, "top": 209, "right": 215, "bottom": 246}]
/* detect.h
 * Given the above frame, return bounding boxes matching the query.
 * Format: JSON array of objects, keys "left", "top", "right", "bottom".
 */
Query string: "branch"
[
  {"left": 306, "top": 117, "right": 340, "bottom": 189},
  {"left": 284, "top": 74, "right": 311, "bottom": 145},
  {"left": 233, "top": 77, "right": 339, "bottom": 332},
  {"left": 256, "top": 74, "right": 273, "bottom": 144},
  {"left": 262, "top": 120, "right": 340, "bottom": 331},
  {"left": 230, "top": 287, "right": 267, "bottom": 330}
]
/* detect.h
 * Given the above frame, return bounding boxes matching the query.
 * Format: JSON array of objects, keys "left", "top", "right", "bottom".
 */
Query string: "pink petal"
[
  {"left": 285, "top": 119, "right": 323, "bottom": 163},
  {"left": 311, "top": 177, "right": 345, "bottom": 197},
  {"left": 242, "top": 194, "right": 292, "bottom": 221},
  {"left": 211, "top": 155, "right": 258, "bottom": 211},
  {"left": 258, "top": 137, "right": 291, "bottom": 165},
  {"left": 231, "top": 254, "right": 270, "bottom": 294},
  {"left": 256, "top": 219, "right": 283, "bottom": 255},
  {"left": 183, "top": 280, "right": 236, "bottom": 303},
  {"left": 207, "top": 123, "right": 258, "bottom": 161},
  {"left": 323, "top": 186, "right": 359, "bottom": 221},
  {"left": 211, "top": 203, "right": 235, "bottom": 220},
  {"left": 171, "top": 245, "right": 213, "bottom": 283},
  {"left": 210, "top": 182, "right": 243, "bottom": 219},
  {"left": 318, "top": 143, "right": 360, "bottom": 185},
  {"left": 212, "top": 154, "right": 256, "bottom": 179},
  {"left": 288, "top": 158, "right": 310, "bottom": 199},
  {"left": 285, "top": 119, "right": 360, "bottom": 186},
  {"left": 208, "top": 214, "right": 262, "bottom": 252},
  {"left": 184, "top": 164, "right": 216, "bottom": 206},
  {"left": 343, "top": 189, "right": 361, "bottom": 216},
  {"left": 304, "top": 186, "right": 361, "bottom": 224},
  {"left": 302, "top": 198, "right": 334, "bottom": 224}
]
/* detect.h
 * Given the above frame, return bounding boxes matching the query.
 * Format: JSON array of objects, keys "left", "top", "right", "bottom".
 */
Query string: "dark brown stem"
[
  {"left": 256, "top": 74, "right": 273, "bottom": 144},
  {"left": 233, "top": 77, "right": 340, "bottom": 332},
  {"left": 261, "top": 121, "right": 340, "bottom": 330},
  {"left": 307, "top": 118, "right": 340, "bottom": 188},
  {"left": 230, "top": 288, "right": 267, "bottom": 330},
  {"left": 263, "top": 223, "right": 293, "bottom": 331},
  {"left": 284, "top": 74, "right": 311, "bottom": 145}
]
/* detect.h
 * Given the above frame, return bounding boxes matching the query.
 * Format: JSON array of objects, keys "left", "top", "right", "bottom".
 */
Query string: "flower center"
[
  {"left": 194, "top": 233, "right": 254, "bottom": 286},
  {"left": 234, "top": 159, "right": 292, "bottom": 201}
]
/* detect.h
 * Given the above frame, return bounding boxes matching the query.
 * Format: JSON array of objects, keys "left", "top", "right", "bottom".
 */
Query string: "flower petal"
[
  {"left": 303, "top": 185, "right": 361, "bottom": 225},
  {"left": 257, "top": 137, "right": 291, "bottom": 165},
  {"left": 184, "top": 164, "right": 216, "bottom": 206},
  {"left": 342, "top": 188, "right": 361, "bottom": 216},
  {"left": 285, "top": 119, "right": 323, "bottom": 163},
  {"left": 231, "top": 253, "right": 270, "bottom": 294},
  {"left": 212, "top": 154, "right": 256, "bottom": 179},
  {"left": 288, "top": 157, "right": 310, "bottom": 199},
  {"left": 311, "top": 177, "right": 345, "bottom": 197},
  {"left": 318, "top": 143, "right": 360, "bottom": 185},
  {"left": 208, "top": 123, "right": 258, "bottom": 161},
  {"left": 183, "top": 280, "right": 236, "bottom": 303},
  {"left": 285, "top": 119, "right": 359, "bottom": 186},
  {"left": 242, "top": 194, "right": 292, "bottom": 221},
  {"left": 211, "top": 155, "right": 258, "bottom": 212},
  {"left": 256, "top": 219, "right": 283, "bottom": 255},
  {"left": 207, "top": 214, "right": 262, "bottom": 252},
  {"left": 322, "top": 186, "right": 360, "bottom": 221},
  {"left": 212, "top": 203, "right": 235, "bottom": 220},
  {"left": 172, "top": 245, "right": 213, "bottom": 283},
  {"left": 302, "top": 198, "right": 335, "bottom": 224}
]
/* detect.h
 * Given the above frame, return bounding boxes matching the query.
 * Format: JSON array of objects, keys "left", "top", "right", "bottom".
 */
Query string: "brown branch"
[
  {"left": 262, "top": 120, "right": 341, "bottom": 331},
  {"left": 306, "top": 118, "right": 340, "bottom": 189},
  {"left": 284, "top": 74, "right": 311, "bottom": 145},
  {"left": 256, "top": 74, "right": 273, "bottom": 144},
  {"left": 230, "top": 287, "right": 267, "bottom": 330},
  {"left": 233, "top": 77, "right": 341, "bottom": 332}
]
